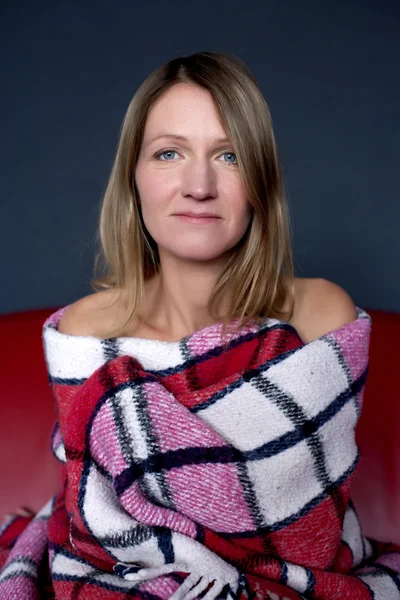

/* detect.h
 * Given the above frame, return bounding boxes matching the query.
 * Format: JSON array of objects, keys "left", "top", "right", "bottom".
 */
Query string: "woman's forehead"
[{"left": 142, "top": 84, "right": 228, "bottom": 145}]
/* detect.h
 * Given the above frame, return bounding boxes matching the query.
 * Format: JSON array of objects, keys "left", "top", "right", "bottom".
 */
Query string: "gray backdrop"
[{"left": 1, "top": 0, "right": 399, "bottom": 315}]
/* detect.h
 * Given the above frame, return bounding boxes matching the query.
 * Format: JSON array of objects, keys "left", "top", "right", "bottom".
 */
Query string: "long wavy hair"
[{"left": 90, "top": 51, "right": 295, "bottom": 341}]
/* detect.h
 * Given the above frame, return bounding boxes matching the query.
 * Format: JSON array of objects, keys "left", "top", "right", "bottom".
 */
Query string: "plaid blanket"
[{"left": 1, "top": 304, "right": 400, "bottom": 599}]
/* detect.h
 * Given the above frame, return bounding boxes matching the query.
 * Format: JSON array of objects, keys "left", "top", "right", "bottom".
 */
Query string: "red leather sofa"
[{"left": 0, "top": 306, "right": 399, "bottom": 544}]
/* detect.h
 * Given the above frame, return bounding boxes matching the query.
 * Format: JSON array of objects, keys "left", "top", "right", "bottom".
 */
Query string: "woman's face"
[{"left": 135, "top": 82, "right": 252, "bottom": 266}]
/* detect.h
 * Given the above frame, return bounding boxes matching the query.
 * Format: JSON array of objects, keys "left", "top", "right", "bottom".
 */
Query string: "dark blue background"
[{"left": 1, "top": 0, "right": 399, "bottom": 314}]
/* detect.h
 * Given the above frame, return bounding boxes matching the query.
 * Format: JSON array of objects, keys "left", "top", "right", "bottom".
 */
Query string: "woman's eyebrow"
[{"left": 146, "top": 133, "right": 231, "bottom": 146}]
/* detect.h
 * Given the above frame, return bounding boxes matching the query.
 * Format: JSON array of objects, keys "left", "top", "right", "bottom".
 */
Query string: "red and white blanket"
[{"left": 1, "top": 305, "right": 400, "bottom": 599}]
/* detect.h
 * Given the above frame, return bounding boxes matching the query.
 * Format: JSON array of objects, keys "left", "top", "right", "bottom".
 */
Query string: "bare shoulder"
[
  {"left": 57, "top": 289, "right": 121, "bottom": 336},
  {"left": 292, "top": 277, "right": 358, "bottom": 343}
]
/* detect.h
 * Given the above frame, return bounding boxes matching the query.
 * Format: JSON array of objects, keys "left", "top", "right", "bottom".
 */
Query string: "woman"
[
  {"left": 1, "top": 51, "right": 399, "bottom": 600},
  {"left": 57, "top": 53, "right": 355, "bottom": 345}
]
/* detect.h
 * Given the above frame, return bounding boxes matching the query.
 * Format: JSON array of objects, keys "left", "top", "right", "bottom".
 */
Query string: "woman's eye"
[
  {"left": 156, "top": 150, "right": 178, "bottom": 161},
  {"left": 221, "top": 152, "right": 238, "bottom": 164}
]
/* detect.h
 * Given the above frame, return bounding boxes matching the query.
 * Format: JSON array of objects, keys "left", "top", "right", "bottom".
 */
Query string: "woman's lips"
[{"left": 174, "top": 215, "right": 220, "bottom": 224}]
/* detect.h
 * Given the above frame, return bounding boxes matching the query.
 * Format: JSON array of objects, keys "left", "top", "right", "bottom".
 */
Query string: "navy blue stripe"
[
  {"left": 305, "top": 568, "right": 316, "bottom": 594},
  {"left": 4, "top": 556, "right": 38, "bottom": 568},
  {"left": 97, "top": 524, "right": 156, "bottom": 548},
  {"left": 279, "top": 559, "right": 288, "bottom": 585},
  {"left": 0, "top": 572, "right": 37, "bottom": 584},
  {"left": 155, "top": 529, "right": 175, "bottom": 564},
  {"left": 101, "top": 338, "right": 120, "bottom": 361},
  {"left": 50, "top": 375, "right": 87, "bottom": 385},
  {"left": 115, "top": 445, "right": 243, "bottom": 495},
  {"left": 195, "top": 522, "right": 206, "bottom": 544}
]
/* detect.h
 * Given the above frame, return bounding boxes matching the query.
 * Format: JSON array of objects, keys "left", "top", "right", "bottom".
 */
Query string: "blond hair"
[{"left": 90, "top": 51, "right": 295, "bottom": 342}]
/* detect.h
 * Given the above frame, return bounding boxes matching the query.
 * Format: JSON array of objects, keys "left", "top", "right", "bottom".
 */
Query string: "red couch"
[{"left": 0, "top": 306, "right": 399, "bottom": 544}]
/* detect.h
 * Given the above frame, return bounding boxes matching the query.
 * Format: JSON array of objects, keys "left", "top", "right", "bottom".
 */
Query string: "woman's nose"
[{"left": 181, "top": 158, "right": 217, "bottom": 200}]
